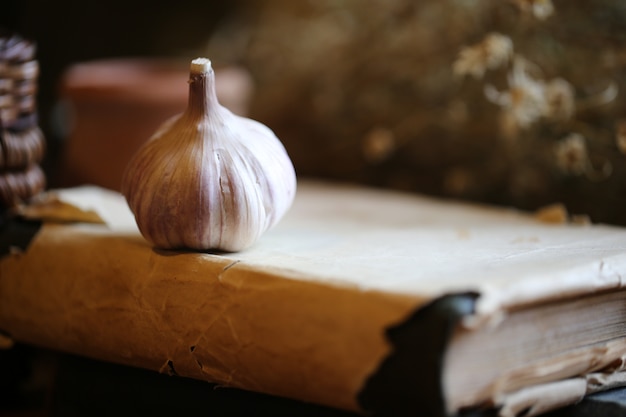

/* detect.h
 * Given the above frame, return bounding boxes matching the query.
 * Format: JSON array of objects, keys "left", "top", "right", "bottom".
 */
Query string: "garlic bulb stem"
[
  {"left": 190, "top": 57, "right": 212, "bottom": 73},
  {"left": 121, "top": 57, "right": 297, "bottom": 252},
  {"left": 187, "top": 58, "right": 219, "bottom": 120}
]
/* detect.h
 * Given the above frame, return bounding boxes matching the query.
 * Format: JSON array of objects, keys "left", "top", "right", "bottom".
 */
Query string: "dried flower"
[
  {"left": 534, "top": 203, "right": 568, "bottom": 224},
  {"left": 485, "top": 58, "right": 547, "bottom": 130},
  {"left": 554, "top": 133, "right": 588, "bottom": 176},
  {"left": 362, "top": 127, "right": 396, "bottom": 163},
  {"left": 443, "top": 168, "right": 475, "bottom": 196},
  {"left": 543, "top": 78, "right": 575, "bottom": 120},
  {"left": 577, "top": 81, "right": 619, "bottom": 111},
  {"left": 616, "top": 120, "right": 626, "bottom": 155},
  {"left": 485, "top": 58, "right": 576, "bottom": 137},
  {"left": 570, "top": 214, "right": 591, "bottom": 226},
  {"left": 511, "top": 0, "right": 555, "bottom": 20},
  {"left": 453, "top": 33, "right": 513, "bottom": 79}
]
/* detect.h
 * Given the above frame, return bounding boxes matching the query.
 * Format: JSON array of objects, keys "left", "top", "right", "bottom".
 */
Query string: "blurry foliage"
[
  {"left": 204, "top": 0, "right": 626, "bottom": 225},
  {"left": 4, "top": 0, "right": 626, "bottom": 224}
]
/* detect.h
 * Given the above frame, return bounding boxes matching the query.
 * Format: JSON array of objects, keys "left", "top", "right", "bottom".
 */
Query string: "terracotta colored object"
[{"left": 57, "top": 58, "right": 254, "bottom": 191}]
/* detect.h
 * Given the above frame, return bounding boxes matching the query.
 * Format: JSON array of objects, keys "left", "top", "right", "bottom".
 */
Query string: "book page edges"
[
  {"left": 446, "top": 334, "right": 626, "bottom": 415},
  {"left": 471, "top": 254, "right": 626, "bottom": 324},
  {"left": 497, "top": 364, "right": 626, "bottom": 417}
]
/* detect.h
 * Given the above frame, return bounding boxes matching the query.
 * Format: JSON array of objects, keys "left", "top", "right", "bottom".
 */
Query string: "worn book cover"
[{"left": 1, "top": 181, "right": 626, "bottom": 417}]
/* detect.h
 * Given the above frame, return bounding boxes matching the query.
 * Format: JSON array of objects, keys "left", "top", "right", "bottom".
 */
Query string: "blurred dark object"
[
  {"left": 0, "top": 344, "right": 55, "bottom": 416},
  {"left": 52, "top": 352, "right": 358, "bottom": 417},
  {"left": 203, "top": 0, "right": 626, "bottom": 226},
  {"left": 3, "top": 345, "right": 626, "bottom": 417},
  {"left": 0, "top": 30, "right": 46, "bottom": 208}
]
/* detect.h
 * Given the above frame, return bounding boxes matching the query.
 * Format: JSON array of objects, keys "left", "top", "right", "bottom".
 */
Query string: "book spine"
[
  {"left": 358, "top": 293, "right": 478, "bottom": 417},
  {"left": 0, "top": 219, "right": 419, "bottom": 413}
]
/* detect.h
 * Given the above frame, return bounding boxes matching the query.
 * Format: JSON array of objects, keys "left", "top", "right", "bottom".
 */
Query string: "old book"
[{"left": 1, "top": 181, "right": 626, "bottom": 417}]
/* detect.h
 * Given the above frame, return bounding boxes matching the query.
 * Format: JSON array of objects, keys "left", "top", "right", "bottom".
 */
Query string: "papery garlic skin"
[{"left": 121, "top": 58, "right": 296, "bottom": 252}]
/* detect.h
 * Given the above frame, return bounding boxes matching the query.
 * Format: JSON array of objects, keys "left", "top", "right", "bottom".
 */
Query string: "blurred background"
[
  {"left": 2, "top": 0, "right": 626, "bottom": 224},
  {"left": 2, "top": 2, "right": 626, "bottom": 415}
]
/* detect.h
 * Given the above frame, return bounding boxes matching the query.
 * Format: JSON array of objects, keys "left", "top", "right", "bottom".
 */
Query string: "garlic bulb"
[{"left": 121, "top": 58, "right": 296, "bottom": 252}]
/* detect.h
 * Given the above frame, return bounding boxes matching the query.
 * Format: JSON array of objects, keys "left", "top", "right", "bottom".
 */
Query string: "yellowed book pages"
[{"left": 1, "top": 181, "right": 626, "bottom": 416}]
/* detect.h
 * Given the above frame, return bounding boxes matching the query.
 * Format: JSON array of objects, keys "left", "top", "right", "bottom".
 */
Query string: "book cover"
[{"left": 1, "top": 181, "right": 626, "bottom": 416}]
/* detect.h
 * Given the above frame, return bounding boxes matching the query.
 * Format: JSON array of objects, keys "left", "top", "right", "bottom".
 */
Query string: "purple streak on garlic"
[{"left": 121, "top": 58, "right": 296, "bottom": 252}]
